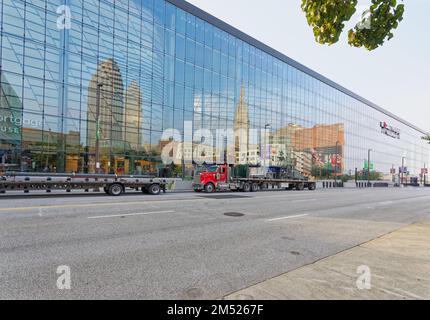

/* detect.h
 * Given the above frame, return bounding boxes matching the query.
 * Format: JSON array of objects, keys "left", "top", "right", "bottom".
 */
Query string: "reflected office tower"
[
  {"left": 0, "top": 73, "right": 22, "bottom": 143},
  {"left": 87, "top": 58, "right": 124, "bottom": 155},
  {"left": 193, "top": 95, "right": 202, "bottom": 130},
  {"left": 0, "top": 73, "right": 22, "bottom": 169},
  {"left": 234, "top": 87, "right": 250, "bottom": 164},
  {"left": 124, "top": 81, "right": 142, "bottom": 150}
]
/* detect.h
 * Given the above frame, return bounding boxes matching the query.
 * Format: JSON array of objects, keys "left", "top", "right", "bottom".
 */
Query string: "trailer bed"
[{"left": 0, "top": 173, "right": 170, "bottom": 196}]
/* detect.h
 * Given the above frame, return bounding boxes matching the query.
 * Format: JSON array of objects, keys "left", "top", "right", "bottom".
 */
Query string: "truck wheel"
[
  {"left": 308, "top": 183, "right": 316, "bottom": 191},
  {"left": 242, "top": 182, "right": 251, "bottom": 192},
  {"left": 108, "top": 183, "right": 123, "bottom": 196},
  {"left": 147, "top": 184, "right": 161, "bottom": 195},
  {"left": 204, "top": 183, "right": 215, "bottom": 193},
  {"left": 103, "top": 187, "right": 110, "bottom": 195},
  {"left": 251, "top": 183, "right": 259, "bottom": 192},
  {"left": 296, "top": 183, "right": 305, "bottom": 191}
]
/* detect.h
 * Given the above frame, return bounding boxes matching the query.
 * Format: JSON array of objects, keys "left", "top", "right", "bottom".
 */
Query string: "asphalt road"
[{"left": 0, "top": 187, "right": 429, "bottom": 299}]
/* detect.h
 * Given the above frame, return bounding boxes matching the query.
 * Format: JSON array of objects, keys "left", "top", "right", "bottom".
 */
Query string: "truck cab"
[{"left": 193, "top": 164, "right": 228, "bottom": 193}]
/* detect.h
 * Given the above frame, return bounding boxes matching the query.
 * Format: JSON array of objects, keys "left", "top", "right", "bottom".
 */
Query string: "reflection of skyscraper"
[
  {"left": 124, "top": 81, "right": 142, "bottom": 150},
  {"left": 0, "top": 73, "right": 22, "bottom": 169},
  {"left": 0, "top": 73, "right": 22, "bottom": 143},
  {"left": 87, "top": 58, "right": 124, "bottom": 151},
  {"left": 233, "top": 87, "right": 249, "bottom": 164}
]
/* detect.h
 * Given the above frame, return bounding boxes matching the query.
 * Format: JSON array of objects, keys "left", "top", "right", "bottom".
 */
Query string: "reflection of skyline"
[
  {"left": 279, "top": 123, "right": 345, "bottom": 173},
  {"left": 86, "top": 58, "right": 144, "bottom": 150},
  {"left": 87, "top": 58, "right": 125, "bottom": 151},
  {"left": 85, "top": 58, "right": 148, "bottom": 174},
  {"left": 1, "top": 62, "right": 347, "bottom": 177}
]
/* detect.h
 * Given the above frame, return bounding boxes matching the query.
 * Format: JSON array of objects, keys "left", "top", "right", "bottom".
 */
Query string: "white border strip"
[{"left": 88, "top": 210, "right": 175, "bottom": 219}]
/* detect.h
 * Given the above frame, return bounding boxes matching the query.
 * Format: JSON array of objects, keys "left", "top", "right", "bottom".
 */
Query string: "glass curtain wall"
[{"left": 0, "top": 0, "right": 429, "bottom": 181}]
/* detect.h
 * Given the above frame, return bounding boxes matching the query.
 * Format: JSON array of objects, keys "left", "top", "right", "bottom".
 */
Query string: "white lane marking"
[
  {"left": 291, "top": 199, "right": 317, "bottom": 203},
  {"left": 88, "top": 210, "right": 175, "bottom": 219},
  {"left": 267, "top": 214, "right": 309, "bottom": 222},
  {"left": 379, "top": 201, "right": 394, "bottom": 205}
]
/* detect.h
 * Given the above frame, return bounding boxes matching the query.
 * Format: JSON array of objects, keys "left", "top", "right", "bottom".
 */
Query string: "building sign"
[
  {"left": 380, "top": 121, "right": 400, "bottom": 139},
  {"left": 399, "top": 166, "right": 408, "bottom": 174},
  {"left": 364, "top": 160, "right": 374, "bottom": 170}
]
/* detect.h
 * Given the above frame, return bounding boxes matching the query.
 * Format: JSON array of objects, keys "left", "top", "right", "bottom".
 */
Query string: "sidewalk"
[{"left": 225, "top": 220, "right": 430, "bottom": 300}]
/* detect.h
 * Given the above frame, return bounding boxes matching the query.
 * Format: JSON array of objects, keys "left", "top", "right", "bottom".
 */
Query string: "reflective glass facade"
[{"left": 1, "top": 0, "right": 429, "bottom": 181}]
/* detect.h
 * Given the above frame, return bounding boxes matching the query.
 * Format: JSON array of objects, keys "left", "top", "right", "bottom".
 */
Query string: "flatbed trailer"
[
  {"left": 193, "top": 164, "right": 316, "bottom": 193},
  {"left": 195, "top": 177, "right": 316, "bottom": 193},
  {"left": 228, "top": 177, "right": 316, "bottom": 191},
  {"left": 0, "top": 172, "right": 169, "bottom": 196}
]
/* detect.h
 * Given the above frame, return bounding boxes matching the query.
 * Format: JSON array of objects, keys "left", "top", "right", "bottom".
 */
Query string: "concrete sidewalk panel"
[{"left": 225, "top": 221, "right": 430, "bottom": 300}]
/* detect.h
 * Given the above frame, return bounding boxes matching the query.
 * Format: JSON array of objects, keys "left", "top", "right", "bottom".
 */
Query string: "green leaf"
[
  {"left": 348, "top": 0, "right": 405, "bottom": 51},
  {"left": 302, "top": 0, "right": 405, "bottom": 50},
  {"left": 302, "top": 0, "right": 358, "bottom": 45}
]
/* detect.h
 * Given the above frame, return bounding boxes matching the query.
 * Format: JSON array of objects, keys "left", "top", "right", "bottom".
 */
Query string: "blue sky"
[{"left": 187, "top": 0, "right": 430, "bottom": 132}]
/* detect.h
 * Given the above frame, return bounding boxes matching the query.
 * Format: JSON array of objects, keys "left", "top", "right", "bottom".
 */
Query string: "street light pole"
[
  {"left": 45, "top": 128, "right": 51, "bottom": 170},
  {"left": 367, "top": 149, "right": 372, "bottom": 187},
  {"left": 334, "top": 141, "right": 339, "bottom": 187},
  {"left": 95, "top": 83, "right": 103, "bottom": 174},
  {"left": 264, "top": 124, "right": 270, "bottom": 168}
]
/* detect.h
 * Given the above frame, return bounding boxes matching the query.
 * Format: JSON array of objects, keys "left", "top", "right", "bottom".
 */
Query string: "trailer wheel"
[
  {"left": 103, "top": 187, "right": 110, "bottom": 195},
  {"left": 204, "top": 183, "right": 215, "bottom": 193},
  {"left": 108, "top": 183, "right": 124, "bottom": 196},
  {"left": 308, "top": 183, "right": 316, "bottom": 191},
  {"left": 251, "top": 183, "right": 259, "bottom": 192},
  {"left": 242, "top": 182, "right": 251, "bottom": 192},
  {"left": 296, "top": 183, "right": 305, "bottom": 191},
  {"left": 147, "top": 184, "right": 161, "bottom": 195}
]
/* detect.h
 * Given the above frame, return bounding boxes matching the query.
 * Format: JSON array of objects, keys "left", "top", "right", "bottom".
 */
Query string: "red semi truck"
[{"left": 193, "top": 164, "right": 316, "bottom": 193}]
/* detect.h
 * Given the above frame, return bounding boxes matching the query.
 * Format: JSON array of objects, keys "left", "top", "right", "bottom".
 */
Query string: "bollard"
[{"left": 46, "top": 177, "right": 52, "bottom": 193}]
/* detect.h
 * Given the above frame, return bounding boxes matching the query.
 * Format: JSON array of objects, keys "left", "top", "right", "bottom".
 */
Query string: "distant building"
[
  {"left": 124, "top": 81, "right": 142, "bottom": 150},
  {"left": 233, "top": 87, "right": 250, "bottom": 164},
  {"left": 87, "top": 58, "right": 125, "bottom": 155}
]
